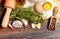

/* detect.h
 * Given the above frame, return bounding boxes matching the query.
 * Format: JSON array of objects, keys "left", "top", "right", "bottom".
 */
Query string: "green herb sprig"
[{"left": 10, "top": 5, "right": 44, "bottom": 24}]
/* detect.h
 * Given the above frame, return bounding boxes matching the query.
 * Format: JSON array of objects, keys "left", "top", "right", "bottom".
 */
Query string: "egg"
[
  {"left": 43, "top": 2, "right": 52, "bottom": 11},
  {"left": 34, "top": 2, "right": 43, "bottom": 14}
]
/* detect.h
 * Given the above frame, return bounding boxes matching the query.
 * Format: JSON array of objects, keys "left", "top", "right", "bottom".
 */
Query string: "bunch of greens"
[{"left": 10, "top": 5, "right": 44, "bottom": 24}]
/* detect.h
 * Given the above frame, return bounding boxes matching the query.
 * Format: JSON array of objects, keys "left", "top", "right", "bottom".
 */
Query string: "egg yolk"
[{"left": 43, "top": 2, "right": 52, "bottom": 11}]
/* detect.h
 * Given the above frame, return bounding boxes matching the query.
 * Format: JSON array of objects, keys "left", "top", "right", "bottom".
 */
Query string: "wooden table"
[{"left": 0, "top": 20, "right": 60, "bottom": 39}]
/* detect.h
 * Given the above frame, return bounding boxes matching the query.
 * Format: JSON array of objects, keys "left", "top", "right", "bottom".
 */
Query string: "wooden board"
[{"left": 0, "top": 20, "right": 60, "bottom": 39}]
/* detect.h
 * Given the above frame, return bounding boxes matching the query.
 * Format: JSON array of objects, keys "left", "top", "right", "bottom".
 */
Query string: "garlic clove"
[{"left": 21, "top": 19, "right": 28, "bottom": 26}]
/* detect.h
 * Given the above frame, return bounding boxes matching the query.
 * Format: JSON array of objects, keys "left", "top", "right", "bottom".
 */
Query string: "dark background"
[{"left": 0, "top": 0, "right": 6, "bottom": 26}]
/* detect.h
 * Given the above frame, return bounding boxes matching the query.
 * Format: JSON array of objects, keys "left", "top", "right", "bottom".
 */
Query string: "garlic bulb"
[
  {"left": 21, "top": 19, "right": 28, "bottom": 26},
  {"left": 12, "top": 20, "right": 23, "bottom": 28}
]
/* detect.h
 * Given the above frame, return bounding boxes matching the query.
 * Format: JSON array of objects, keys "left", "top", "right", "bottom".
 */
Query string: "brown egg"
[{"left": 34, "top": 2, "right": 43, "bottom": 14}]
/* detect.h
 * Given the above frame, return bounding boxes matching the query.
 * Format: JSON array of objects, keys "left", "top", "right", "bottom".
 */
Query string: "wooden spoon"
[{"left": 47, "top": 7, "right": 59, "bottom": 31}]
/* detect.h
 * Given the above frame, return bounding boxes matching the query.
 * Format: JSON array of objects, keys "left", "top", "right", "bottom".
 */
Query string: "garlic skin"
[
  {"left": 12, "top": 20, "right": 23, "bottom": 28},
  {"left": 21, "top": 19, "right": 28, "bottom": 26}
]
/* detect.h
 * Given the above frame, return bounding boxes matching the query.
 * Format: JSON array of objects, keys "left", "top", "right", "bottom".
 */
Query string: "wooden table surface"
[{"left": 0, "top": 20, "right": 60, "bottom": 39}]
